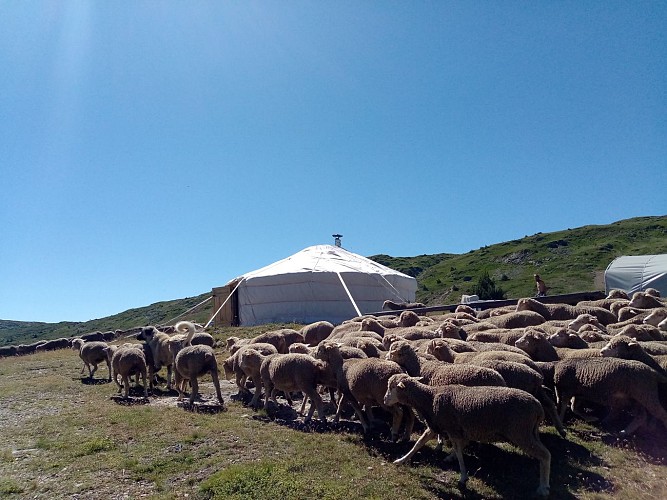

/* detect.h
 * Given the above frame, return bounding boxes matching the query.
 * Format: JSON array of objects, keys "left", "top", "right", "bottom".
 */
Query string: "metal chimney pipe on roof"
[{"left": 332, "top": 234, "right": 342, "bottom": 247}]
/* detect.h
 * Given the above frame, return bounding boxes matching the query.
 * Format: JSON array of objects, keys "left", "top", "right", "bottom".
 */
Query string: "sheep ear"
[
  {"left": 334, "top": 342, "right": 343, "bottom": 348},
  {"left": 411, "top": 376, "right": 424, "bottom": 383},
  {"left": 628, "top": 341, "right": 640, "bottom": 348},
  {"left": 397, "top": 381, "right": 406, "bottom": 389}
]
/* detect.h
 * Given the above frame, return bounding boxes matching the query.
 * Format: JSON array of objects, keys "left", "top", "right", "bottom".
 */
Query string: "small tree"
[{"left": 472, "top": 271, "right": 506, "bottom": 300}]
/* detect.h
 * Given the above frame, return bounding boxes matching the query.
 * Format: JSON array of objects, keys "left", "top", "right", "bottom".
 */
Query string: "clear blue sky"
[{"left": 1, "top": 2, "right": 665, "bottom": 323}]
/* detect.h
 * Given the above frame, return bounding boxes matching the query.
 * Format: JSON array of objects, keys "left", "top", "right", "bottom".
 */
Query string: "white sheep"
[
  {"left": 106, "top": 344, "right": 149, "bottom": 398},
  {"left": 71, "top": 339, "right": 111, "bottom": 380},
  {"left": 516, "top": 298, "right": 617, "bottom": 325},
  {"left": 259, "top": 352, "right": 327, "bottom": 422},
  {"left": 171, "top": 321, "right": 224, "bottom": 405},
  {"left": 383, "top": 374, "right": 551, "bottom": 497}
]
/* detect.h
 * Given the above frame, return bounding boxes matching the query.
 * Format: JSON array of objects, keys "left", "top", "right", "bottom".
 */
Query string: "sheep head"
[
  {"left": 383, "top": 373, "right": 423, "bottom": 406},
  {"left": 600, "top": 335, "right": 641, "bottom": 358}
]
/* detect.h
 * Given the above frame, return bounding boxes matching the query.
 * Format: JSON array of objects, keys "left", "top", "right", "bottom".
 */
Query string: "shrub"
[{"left": 472, "top": 271, "right": 506, "bottom": 300}]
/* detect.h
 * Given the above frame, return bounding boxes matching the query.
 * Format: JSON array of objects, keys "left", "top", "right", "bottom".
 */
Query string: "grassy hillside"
[
  {"left": 1, "top": 215, "right": 665, "bottom": 346},
  {"left": 373, "top": 215, "right": 667, "bottom": 305},
  {"left": 0, "top": 293, "right": 214, "bottom": 347}
]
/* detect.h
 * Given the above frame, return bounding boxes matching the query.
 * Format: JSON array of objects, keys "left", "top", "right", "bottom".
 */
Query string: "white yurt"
[
  {"left": 210, "top": 244, "right": 418, "bottom": 326},
  {"left": 604, "top": 254, "right": 667, "bottom": 297}
]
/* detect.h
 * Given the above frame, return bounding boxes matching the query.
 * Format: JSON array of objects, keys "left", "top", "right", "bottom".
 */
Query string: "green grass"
[{"left": 1, "top": 336, "right": 667, "bottom": 499}]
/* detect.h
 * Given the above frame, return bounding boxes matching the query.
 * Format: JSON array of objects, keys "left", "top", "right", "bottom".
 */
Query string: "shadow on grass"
[
  {"left": 79, "top": 377, "right": 111, "bottom": 385},
  {"left": 358, "top": 430, "right": 613, "bottom": 499},
  {"left": 600, "top": 426, "right": 667, "bottom": 466},
  {"left": 177, "top": 400, "right": 227, "bottom": 414},
  {"left": 110, "top": 395, "right": 151, "bottom": 406}
]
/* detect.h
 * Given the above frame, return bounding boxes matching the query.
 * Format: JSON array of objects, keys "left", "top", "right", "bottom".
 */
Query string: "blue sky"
[{"left": 1, "top": 2, "right": 665, "bottom": 323}]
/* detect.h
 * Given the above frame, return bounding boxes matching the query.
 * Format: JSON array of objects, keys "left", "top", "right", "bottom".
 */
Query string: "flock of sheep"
[{"left": 4, "top": 288, "right": 667, "bottom": 497}]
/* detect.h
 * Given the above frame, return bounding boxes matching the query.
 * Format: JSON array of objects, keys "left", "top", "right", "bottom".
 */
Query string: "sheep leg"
[
  {"left": 299, "top": 397, "right": 309, "bottom": 416},
  {"left": 235, "top": 372, "right": 249, "bottom": 395},
  {"left": 389, "top": 405, "right": 404, "bottom": 442},
  {"left": 166, "top": 365, "right": 173, "bottom": 390},
  {"left": 303, "top": 389, "right": 326, "bottom": 422},
  {"left": 537, "top": 389, "right": 566, "bottom": 438},
  {"left": 189, "top": 377, "right": 199, "bottom": 404},
  {"left": 174, "top": 371, "right": 185, "bottom": 401},
  {"left": 451, "top": 438, "right": 469, "bottom": 487},
  {"left": 400, "top": 405, "right": 415, "bottom": 442},
  {"left": 89, "top": 363, "right": 98, "bottom": 379},
  {"left": 335, "top": 394, "right": 369, "bottom": 432},
  {"left": 140, "top": 367, "right": 148, "bottom": 398},
  {"left": 106, "top": 359, "right": 112, "bottom": 381},
  {"left": 121, "top": 375, "right": 130, "bottom": 398},
  {"left": 210, "top": 369, "right": 224, "bottom": 405},
  {"left": 249, "top": 378, "right": 263, "bottom": 408},
  {"left": 510, "top": 425, "right": 551, "bottom": 497},
  {"left": 394, "top": 428, "right": 437, "bottom": 465}
]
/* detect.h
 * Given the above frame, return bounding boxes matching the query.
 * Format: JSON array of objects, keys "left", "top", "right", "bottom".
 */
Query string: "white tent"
[
  {"left": 604, "top": 254, "right": 667, "bottom": 297},
  {"left": 211, "top": 245, "right": 418, "bottom": 326}
]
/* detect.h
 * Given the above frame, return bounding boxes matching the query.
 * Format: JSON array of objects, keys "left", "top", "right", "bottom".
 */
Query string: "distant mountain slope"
[{"left": 2, "top": 215, "right": 665, "bottom": 346}]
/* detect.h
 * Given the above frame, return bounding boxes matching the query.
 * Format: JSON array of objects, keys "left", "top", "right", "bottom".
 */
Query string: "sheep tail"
[{"left": 175, "top": 321, "right": 196, "bottom": 347}]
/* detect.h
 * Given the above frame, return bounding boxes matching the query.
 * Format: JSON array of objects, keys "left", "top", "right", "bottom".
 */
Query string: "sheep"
[
  {"left": 454, "top": 304, "right": 476, "bottom": 316},
  {"left": 0, "top": 345, "right": 18, "bottom": 357},
  {"left": 568, "top": 314, "right": 605, "bottom": 333},
  {"left": 600, "top": 336, "right": 667, "bottom": 377},
  {"left": 335, "top": 336, "right": 385, "bottom": 358},
  {"left": 106, "top": 345, "right": 149, "bottom": 398},
  {"left": 71, "top": 339, "right": 111, "bottom": 380},
  {"left": 360, "top": 318, "right": 387, "bottom": 336},
  {"left": 660, "top": 316, "right": 667, "bottom": 332},
  {"left": 466, "top": 341, "right": 528, "bottom": 355},
  {"left": 258, "top": 352, "right": 327, "bottom": 422},
  {"left": 553, "top": 357, "right": 667, "bottom": 435},
  {"left": 315, "top": 342, "right": 412, "bottom": 441},
  {"left": 383, "top": 374, "right": 551, "bottom": 497},
  {"left": 226, "top": 336, "right": 251, "bottom": 353},
  {"left": 483, "top": 310, "right": 546, "bottom": 329},
  {"left": 629, "top": 291, "right": 665, "bottom": 309},
  {"left": 465, "top": 328, "right": 526, "bottom": 346},
  {"left": 248, "top": 331, "right": 288, "bottom": 354},
  {"left": 382, "top": 300, "right": 426, "bottom": 311},
  {"left": 426, "top": 338, "right": 541, "bottom": 372},
  {"left": 614, "top": 323, "right": 663, "bottom": 341},
  {"left": 616, "top": 307, "right": 654, "bottom": 323},
  {"left": 578, "top": 325, "right": 613, "bottom": 343},
  {"left": 644, "top": 308, "right": 667, "bottom": 327},
  {"left": 222, "top": 343, "right": 278, "bottom": 396},
  {"left": 300, "top": 321, "right": 334, "bottom": 346},
  {"left": 607, "top": 289, "right": 630, "bottom": 300},
  {"left": 435, "top": 320, "right": 466, "bottom": 340},
  {"left": 80, "top": 331, "right": 105, "bottom": 342},
  {"left": 35, "top": 338, "right": 70, "bottom": 353},
  {"left": 516, "top": 297, "right": 617, "bottom": 325},
  {"left": 547, "top": 329, "right": 589, "bottom": 349},
  {"left": 610, "top": 300, "right": 632, "bottom": 317},
  {"left": 171, "top": 321, "right": 224, "bottom": 405},
  {"left": 476, "top": 306, "right": 516, "bottom": 319},
  {"left": 385, "top": 340, "right": 506, "bottom": 388},
  {"left": 515, "top": 329, "right": 601, "bottom": 362},
  {"left": 337, "top": 329, "right": 384, "bottom": 343},
  {"left": 470, "top": 359, "right": 566, "bottom": 438}
]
